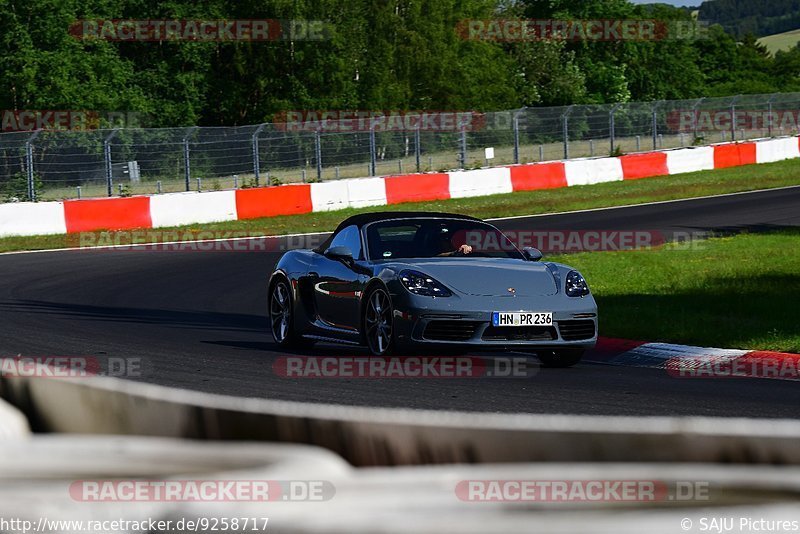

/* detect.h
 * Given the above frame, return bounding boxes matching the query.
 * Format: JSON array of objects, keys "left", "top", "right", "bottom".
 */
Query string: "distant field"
[{"left": 758, "top": 29, "right": 800, "bottom": 55}]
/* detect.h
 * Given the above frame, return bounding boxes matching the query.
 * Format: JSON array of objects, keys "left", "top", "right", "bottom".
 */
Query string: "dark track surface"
[{"left": 1, "top": 187, "right": 799, "bottom": 417}]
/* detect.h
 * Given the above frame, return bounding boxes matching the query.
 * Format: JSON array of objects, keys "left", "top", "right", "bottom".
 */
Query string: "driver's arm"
[{"left": 438, "top": 244, "right": 473, "bottom": 257}]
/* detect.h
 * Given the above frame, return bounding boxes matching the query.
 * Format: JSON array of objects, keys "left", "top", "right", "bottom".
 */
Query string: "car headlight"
[
  {"left": 565, "top": 270, "right": 590, "bottom": 297},
  {"left": 399, "top": 270, "right": 452, "bottom": 297}
]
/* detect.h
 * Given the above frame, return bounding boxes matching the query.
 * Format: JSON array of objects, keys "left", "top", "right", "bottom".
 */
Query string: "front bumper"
[{"left": 391, "top": 293, "right": 598, "bottom": 351}]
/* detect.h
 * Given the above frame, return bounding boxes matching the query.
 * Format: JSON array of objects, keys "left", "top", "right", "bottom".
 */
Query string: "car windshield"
[{"left": 365, "top": 218, "right": 523, "bottom": 260}]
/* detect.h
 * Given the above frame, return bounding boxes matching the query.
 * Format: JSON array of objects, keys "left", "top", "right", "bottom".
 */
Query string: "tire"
[
  {"left": 362, "top": 286, "right": 395, "bottom": 356},
  {"left": 269, "top": 277, "right": 314, "bottom": 349},
  {"left": 536, "top": 349, "right": 584, "bottom": 368}
]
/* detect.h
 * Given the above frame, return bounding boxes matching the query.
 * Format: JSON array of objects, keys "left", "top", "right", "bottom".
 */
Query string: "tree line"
[{"left": 2, "top": 0, "right": 800, "bottom": 128}]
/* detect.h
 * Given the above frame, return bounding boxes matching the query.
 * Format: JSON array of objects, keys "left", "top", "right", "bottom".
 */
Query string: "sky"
[{"left": 630, "top": 0, "right": 701, "bottom": 6}]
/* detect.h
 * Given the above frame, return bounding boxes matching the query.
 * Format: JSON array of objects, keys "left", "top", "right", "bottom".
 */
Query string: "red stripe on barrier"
[
  {"left": 385, "top": 173, "right": 450, "bottom": 204},
  {"left": 64, "top": 197, "right": 152, "bottom": 233},
  {"left": 509, "top": 162, "right": 567, "bottom": 191},
  {"left": 730, "top": 350, "right": 800, "bottom": 380},
  {"left": 619, "top": 152, "right": 669, "bottom": 180},
  {"left": 713, "top": 142, "right": 757, "bottom": 169},
  {"left": 235, "top": 184, "right": 313, "bottom": 220}
]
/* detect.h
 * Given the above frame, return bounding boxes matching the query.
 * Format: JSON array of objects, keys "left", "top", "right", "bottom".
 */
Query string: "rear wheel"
[
  {"left": 269, "top": 278, "right": 313, "bottom": 349},
  {"left": 363, "top": 286, "right": 394, "bottom": 356},
  {"left": 536, "top": 349, "right": 584, "bottom": 368}
]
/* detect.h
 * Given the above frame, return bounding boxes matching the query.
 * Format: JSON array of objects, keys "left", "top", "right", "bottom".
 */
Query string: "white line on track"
[{"left": 1, "top": 184, "right": 798, "bottom": 257}]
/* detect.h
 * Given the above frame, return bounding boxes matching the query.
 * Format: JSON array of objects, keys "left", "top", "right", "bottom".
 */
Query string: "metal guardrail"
[
  {"left": 3, "top": 370, "right": 800, "bottom": 467},
  {"left": 2, "top": 92, "right": 800, "bottom": 202}
]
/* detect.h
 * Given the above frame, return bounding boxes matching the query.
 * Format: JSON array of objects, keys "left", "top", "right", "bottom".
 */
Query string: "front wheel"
[
  {"left": 363, "top": 286, "right": 394, "bottom": 356},
  {"left": 269, "top": 277, "right": 313, "bottom": 349},
  {"left": 536, "top": 349, "right": 584, "bottom": 368}
]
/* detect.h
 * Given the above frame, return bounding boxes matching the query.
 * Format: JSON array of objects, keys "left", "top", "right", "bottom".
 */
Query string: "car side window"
[{"left": 327, "top": 225, "right": 363, "bottom": 259}]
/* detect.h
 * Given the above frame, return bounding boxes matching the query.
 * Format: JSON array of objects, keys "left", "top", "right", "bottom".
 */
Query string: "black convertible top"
[
  {"left": 332, "top": 211, "right": 481, "bottom": 234},
  {"left": 314, "top": 211, "right": 481, "bottom": 253}
]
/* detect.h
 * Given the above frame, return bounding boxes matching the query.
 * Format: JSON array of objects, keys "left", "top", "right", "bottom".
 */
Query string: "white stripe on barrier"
[
  {"left": 448, "top": 168, "right": 512, "bottom": 198},
  {"left": 346, "top": 177, "right": 388, "bottom": 208},
  {"left": 665, "top": 146, "right": 715, "bottom": 175},
  {"left": 755, "top": 137, "right": 800, "bottom": 164},
  {"left": 310, "top": 181, "right": 349, "bottom": 212},
  {"left": 564, "top": 158, "right": 624, "bottom": 187},
  {"left": 150, "top": 191, "right": 237, "bottom": 228},
  {"left": 0, "top": 201, "right": 67, "bottom": 236}
]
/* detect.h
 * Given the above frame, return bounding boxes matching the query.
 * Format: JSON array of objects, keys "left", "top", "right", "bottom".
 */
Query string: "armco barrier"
[
  {"left": 0, "top": 397, "right": 30, "bottom": 438},
  {"left": 0, "top": 136, "right": 797, "bottom": 238},
  {"left": 2, "top": 436, "right": 799, "bottom": 533},
  {"left": 3, "top": 371, "right": 800, "bottom": 467}
]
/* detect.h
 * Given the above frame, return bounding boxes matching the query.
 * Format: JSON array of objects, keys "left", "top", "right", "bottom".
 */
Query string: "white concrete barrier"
[
  {"left": 665, "top": 146, "right": 715, "bottom": 175},
  {"left": 346, "top": 178, "right": 387, "bottom": 208},
  {"left": 448, "top": 168, "right": 513, "bottom": 198},
  {"left": 0, "top": 201, "right": 67, "bottom": 236},
  {"left": 756, "top": 137, "right": 800, "bottom": 163},
  {"left": 150, "top": 191, "right": 237, "bottom": 228},
  {"left": 564, "top": 158, "right": 624, "bottom": 186},
  {"left": 310, "top": 181, "right": 350, "bottom": 212}
]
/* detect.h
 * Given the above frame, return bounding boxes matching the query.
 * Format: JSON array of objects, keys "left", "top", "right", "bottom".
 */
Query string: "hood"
[{"left": 398, "top": 258, "right": 558, "bottom": 297}]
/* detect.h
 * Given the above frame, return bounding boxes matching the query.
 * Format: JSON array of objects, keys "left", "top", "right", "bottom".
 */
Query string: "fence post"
[
  {"left": 369, "top": 122, "right": 377, "bottom": 176},
  {"left": 561, "top": 105, "right": 575, "bottom": 160},
  {"left": 609, "top": 103, "right": 622, "bottom": 153},
  {"left": 315, "top": 129, "right": 323, "bottom": 181},
  {"left": 459, "top": 125, "right": 467, "bottom": 168},
  {"left": 767, "top": 94, "right": 776, "bottom": 137},
  {"left": 512, "top": 110, "right": 522, "bottom": 164},
  {"left": 252, "top": 123, "right": 266, "bottom": 186},
  {"left": 25, "top": 131, "right": 41, "bottom": 201},
  {"left": 692, "top": 98, "right": 705, "bottom": 142},
  {"left": 414, "top": 127, "right": 421, "bottom": 172},
  {"left": 182, "top": 127, "right": 198, "bottom": 192},
  {"left": 730, "top": 95, "right": 741, "bottom": 142},
  {"left": 103, "top": 129, "right": 119, "bottom": 197},
  {"left": 651, "top": 101, "right": 663, "bottom": 151}
]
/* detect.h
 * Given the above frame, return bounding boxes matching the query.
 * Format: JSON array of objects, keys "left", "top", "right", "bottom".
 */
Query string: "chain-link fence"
[{"left": 3, "top": 92, "right": 800, "bottom": 202}]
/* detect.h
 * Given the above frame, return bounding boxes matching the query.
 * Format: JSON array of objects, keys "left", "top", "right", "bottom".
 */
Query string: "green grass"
[
  {"left": 551, "top": 230, "right": 800, "bottom": 353},
  {"left": 758, "top": 29, "right": 800, "bottom": 55},
  {"left": 2, "top": 157, "right": 800, "bottom": 254}
]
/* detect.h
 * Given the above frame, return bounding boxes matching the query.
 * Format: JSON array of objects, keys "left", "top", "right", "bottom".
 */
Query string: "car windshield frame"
[{"left": 362, "top": 217, "right": 524, "bottom": 262}]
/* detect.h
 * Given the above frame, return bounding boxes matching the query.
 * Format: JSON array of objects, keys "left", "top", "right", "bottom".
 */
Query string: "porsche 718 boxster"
[{"left": 268, "top": 212, "right": 597, "bottom": 367}]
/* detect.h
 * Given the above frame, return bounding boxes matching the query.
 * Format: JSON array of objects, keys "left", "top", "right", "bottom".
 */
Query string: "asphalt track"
[{"left": 1, "top": 186, "right": 799, "bottom": 417}]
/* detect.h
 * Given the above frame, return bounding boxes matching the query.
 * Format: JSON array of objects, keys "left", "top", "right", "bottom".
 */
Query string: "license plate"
[{"left": 492, "top": 312, "right": 553, "bottom": 327}]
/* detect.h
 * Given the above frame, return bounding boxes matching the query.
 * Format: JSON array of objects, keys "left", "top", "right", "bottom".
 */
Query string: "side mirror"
[
  {"left": 324, "top": 245, "right": 354, "bottom": 263},
  {"left": 523, "top": 247, "right": 543, "bottom": 262}
]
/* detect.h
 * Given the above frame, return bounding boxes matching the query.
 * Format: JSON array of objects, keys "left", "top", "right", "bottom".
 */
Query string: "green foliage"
[
  {"left": 0, "top": 0, "right": 798, "bottom": 129},
  {"left": 0, "top": 172, "right": 41, "bottom": 201}
]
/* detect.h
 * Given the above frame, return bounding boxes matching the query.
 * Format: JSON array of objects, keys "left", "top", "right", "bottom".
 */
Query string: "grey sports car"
[{"left": 268, "top": 212, "right": 597, "bottom": 367}]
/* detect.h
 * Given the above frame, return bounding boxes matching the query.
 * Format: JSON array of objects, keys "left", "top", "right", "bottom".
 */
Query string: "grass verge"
[
  {"left": 551, "top": 229, "right": 800, "bottom": 353},
  {"left": 1, "top": 158, "right": 800, "bottom": 253}
]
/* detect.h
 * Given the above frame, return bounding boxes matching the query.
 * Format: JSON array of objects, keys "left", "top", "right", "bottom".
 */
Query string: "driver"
[{"left": 437, "top": 228, "right": 473, "bottom": 256}]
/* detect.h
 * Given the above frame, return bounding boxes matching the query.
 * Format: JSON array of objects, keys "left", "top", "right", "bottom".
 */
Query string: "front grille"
[
  {"left": 482, "top": 326, "right": 557, "bottom": 342},
  {"left": 557, "top": 320, "right": 596, "bottom": 341},
  {"left": 423, "top": 321, "right": 481, "bottom": 342}
]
